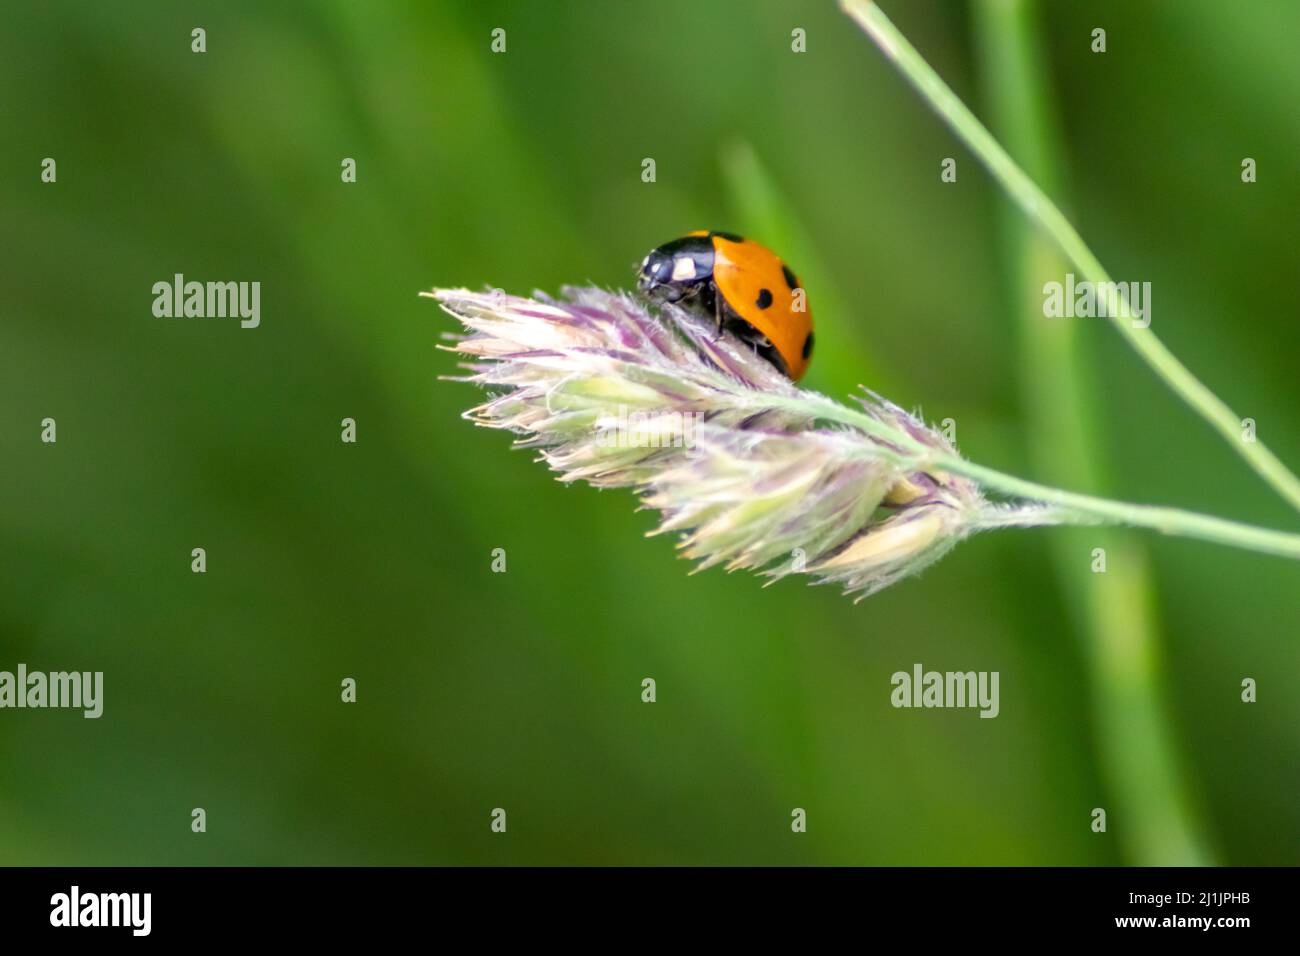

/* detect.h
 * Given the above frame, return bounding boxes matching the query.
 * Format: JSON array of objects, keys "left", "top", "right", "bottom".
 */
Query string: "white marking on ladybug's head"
[{"left": 671, "top": 256, "right": 696, "bottom": 281}]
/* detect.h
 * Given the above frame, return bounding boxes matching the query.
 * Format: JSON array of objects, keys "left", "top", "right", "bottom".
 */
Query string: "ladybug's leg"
[
  {"left": 691, "top": 282, "right": 724, "bottom": 341},
  {"left": 702, "top": 285, "right": 725, "bottom": 341}
]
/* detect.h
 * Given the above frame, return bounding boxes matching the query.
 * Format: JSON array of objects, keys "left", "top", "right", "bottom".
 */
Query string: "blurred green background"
[{"left": 1, "top": 0, "right": 1296, "bottom": 865}]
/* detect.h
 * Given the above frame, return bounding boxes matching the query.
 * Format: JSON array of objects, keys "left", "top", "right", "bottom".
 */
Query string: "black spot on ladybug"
[
  {"left": 781, "top": 264, "right": 799, "bottom": 289},
  {"left": 801, "top": 332, "right": 815, "bottom": 360},
  {"left": 712, "top": 231, "right": 744, "bottom": 243},
  {"left": 756, "top": 288, "right": 774, "bottom": 309}
]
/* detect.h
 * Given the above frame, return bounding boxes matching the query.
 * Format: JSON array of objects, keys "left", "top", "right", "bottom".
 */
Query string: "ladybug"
[{"left": 637, "top": 230, "right": 814, "bottom": 381}]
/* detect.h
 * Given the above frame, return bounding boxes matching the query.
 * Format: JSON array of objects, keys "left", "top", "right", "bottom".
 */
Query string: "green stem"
[
  {"left": 839, "top": 0, "right": 1300, "bottom": 515},
  {"left": 762, "top": 390, "right": 1300, "bottom": 560},
  {"left": 942, "top": 454, "right": 1300, "bottom": 558}
]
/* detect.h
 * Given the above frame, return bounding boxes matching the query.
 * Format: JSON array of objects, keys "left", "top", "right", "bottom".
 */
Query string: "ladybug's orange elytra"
[{"left": 637, "top": 231, "right": 815, "bottom": 381}]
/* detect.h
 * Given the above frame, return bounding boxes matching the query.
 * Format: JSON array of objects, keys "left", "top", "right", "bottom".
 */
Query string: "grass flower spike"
[
  {"left": 429, "top": 285, "right": 1300, "bottom": 597},
  {"left": 429, "top": 286, "right": 1064, "bottom": 599}
]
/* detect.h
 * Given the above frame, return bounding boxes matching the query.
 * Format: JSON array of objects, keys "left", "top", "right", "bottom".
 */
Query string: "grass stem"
[
  {"left": 840, "top": 0, "right": 1300, "bottom": 515},
  {"left": 759, "top": 390, "right": 1300, "bottom": 560}
]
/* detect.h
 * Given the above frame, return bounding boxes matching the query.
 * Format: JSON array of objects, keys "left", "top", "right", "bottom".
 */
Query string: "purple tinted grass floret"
[{"left": 428, "top": 286, "right": 1047, "bottom": 600}]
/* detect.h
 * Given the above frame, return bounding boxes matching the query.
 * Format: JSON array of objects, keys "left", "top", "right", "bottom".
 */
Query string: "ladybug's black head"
[
  {"left": 637, "top": 249, "right": 678, "bottom": 298},
  {"left": 637, "top": 235, "right": 716, "bottom": 304}
]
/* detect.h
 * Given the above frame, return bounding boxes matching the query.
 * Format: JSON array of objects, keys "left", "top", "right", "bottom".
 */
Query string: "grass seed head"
[{"left": 429, "top": 286, "right": 1017, "bottom": 600}]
